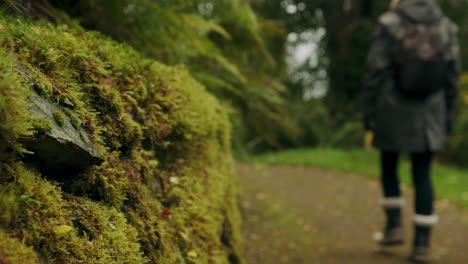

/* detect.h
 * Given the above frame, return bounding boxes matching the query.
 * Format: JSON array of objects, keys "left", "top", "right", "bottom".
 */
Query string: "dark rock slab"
[{"left": 25, "top": 92, "right": 104, "bottom": 171}]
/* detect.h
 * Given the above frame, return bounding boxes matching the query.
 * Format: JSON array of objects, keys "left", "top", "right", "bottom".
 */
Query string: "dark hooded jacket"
[{"left": 362, "top": 0, "right": 461, "bottom": 152}]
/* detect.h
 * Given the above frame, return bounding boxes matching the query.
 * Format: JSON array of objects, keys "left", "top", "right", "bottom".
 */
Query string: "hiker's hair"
[{"left": 390, "top": 0, "right": 400, "bottom": 9}]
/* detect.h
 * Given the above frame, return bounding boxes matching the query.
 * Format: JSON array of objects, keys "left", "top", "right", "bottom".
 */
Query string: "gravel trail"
[{"left": 238, "top": 163, "right": 468, "bottom": 264}]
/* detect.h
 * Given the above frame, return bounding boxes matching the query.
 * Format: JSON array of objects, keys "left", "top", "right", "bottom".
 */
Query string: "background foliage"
[
  {"left": 3, "top": 1, "right": 468, "bottom": 155},
  {"left": 252, "top": 0, "right": 468, "bottom": 164},
  {"left": 44, "top": 0, "right": 290, "bottom": 154}
]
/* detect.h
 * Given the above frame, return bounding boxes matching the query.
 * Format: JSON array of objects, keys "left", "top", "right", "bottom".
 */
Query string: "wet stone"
[{"left": 24, "top": 92, "right": 104, "bottom": 172}]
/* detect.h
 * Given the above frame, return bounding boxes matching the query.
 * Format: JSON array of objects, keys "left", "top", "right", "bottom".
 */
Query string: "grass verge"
[{"left": 250, "top": 148, "right": 468, "bottom": 208}]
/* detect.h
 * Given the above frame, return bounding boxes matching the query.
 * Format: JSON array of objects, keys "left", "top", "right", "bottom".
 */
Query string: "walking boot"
[
  {"left": 409, "top": 226, "right": 431, "bottom": 262},
  {"left": 378, "top": 197, "right": 405, "bottom": 246},
  {"left": 409, "top": 214, "right": 438, "bottom": 263},
  {"left": 379, "top": 208, "right": 404, "bottom": 246}
]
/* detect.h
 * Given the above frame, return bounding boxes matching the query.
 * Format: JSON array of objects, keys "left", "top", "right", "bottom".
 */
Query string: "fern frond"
[
  {"left": 1, "top": 0, "right": 23, "bottom": 14},
  {"left": 179, "top": 13, "right": 231, "bottom": 39}
]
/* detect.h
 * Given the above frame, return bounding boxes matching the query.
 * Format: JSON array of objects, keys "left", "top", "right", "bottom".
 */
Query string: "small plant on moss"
[{"left": 52, "top": 111, "right": 65, "bottom": 127}]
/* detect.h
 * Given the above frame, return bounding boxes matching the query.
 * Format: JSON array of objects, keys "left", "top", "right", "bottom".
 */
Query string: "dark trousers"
[{"left": 381, "top": 151, "right": 434, "bottom": 215}]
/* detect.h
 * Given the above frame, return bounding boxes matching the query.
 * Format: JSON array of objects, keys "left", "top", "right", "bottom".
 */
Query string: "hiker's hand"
[{"left": 364, "top": 130, "right": 374, "bottom": 151}]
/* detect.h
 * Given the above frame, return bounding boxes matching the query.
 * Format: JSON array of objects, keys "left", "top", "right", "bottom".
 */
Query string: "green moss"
[
  {"left": 0, "top": 48, "right": 33, "bottom": 161},
  {"left": 0, "top": 17, "right": 243, "bottom": 264},
  {"left": 69, "top": 113, "right": 82, "bottom": 129},
  {"left": 31, "top": 118, "right": 52, "bottom": 135},
  {"left": 0, "top": 163, "right": 147, "bottom": 263},
  {"left": 52, "top": 111, "right": 65, "bottom": 127},
  {"left": 0, "top": 230, "right": 39, "bottom": 264}
]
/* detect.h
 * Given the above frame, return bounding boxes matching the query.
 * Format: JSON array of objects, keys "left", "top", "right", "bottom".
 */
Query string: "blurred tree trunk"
[{"left": 321, "top": 0, "right": 387, "bottom": 122}]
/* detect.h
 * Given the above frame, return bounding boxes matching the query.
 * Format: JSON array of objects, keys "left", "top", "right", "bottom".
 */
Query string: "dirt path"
[{"left": 237, "top": 163, "right": 468, "bottom": 264}]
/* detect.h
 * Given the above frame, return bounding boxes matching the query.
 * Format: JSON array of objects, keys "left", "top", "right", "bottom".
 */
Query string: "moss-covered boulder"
[{"left": 0, "top": 18, "right": 243, "bottom": 264}]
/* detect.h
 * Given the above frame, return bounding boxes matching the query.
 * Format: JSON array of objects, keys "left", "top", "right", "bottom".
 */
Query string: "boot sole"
[
  {"left": 378, "top": 239, "right": 405, "bottom": 247},
  {"left": 409, "top": 246, "right": 431, "bottom": 263},
  {"left": 408, "top": 256, "right": 431, "bottom": 263}
]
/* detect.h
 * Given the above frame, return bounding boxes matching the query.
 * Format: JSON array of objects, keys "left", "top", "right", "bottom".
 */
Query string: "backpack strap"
[{"left": 441, "top": 17, "right": 458, "bottom": 62}]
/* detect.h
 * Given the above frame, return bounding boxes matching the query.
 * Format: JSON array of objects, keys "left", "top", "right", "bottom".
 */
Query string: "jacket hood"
[{"left": 396, "top": 0, "right": 443, "bottom": 24}]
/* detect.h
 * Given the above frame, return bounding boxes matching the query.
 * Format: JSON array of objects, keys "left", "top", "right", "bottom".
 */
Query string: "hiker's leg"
[
  {"left": 381, "top": 151, "right": 401, "bottom": 198},
  {"left": 410, "top": 152, "right": 437, "bottom": 261},
  {"left": 379, "top": 151, "right": 404, "bottom": 245},
  {"left": 411, "top": 152, "right": 434, "bottom": 216}
]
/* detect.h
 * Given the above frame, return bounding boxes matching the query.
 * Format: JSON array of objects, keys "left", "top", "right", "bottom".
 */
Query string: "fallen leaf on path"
[{"left": 373, "top": 231, "right": 383, "bottom": 242}]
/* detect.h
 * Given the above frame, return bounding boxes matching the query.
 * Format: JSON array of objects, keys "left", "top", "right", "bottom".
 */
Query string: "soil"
[{"left": 237, "top": 163, "right": 468, "bottom": 264}]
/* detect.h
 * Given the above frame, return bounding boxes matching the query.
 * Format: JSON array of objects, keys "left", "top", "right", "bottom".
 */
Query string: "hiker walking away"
[{"left": 362, "top": 0, "right": 460, "bottom": 262}]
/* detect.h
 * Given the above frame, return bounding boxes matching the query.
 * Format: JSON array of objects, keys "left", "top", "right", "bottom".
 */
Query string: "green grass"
[{"left": 251, "top": 148, "right": 468, "bottom": 208}]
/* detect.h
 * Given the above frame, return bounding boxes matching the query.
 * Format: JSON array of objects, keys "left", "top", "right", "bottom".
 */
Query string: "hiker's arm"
[
  {"left": 445, "top": 24, "right": 461, "bottom": 134},
  {"left": 362, "top": 26, "right": 392, "bottom": 131}
]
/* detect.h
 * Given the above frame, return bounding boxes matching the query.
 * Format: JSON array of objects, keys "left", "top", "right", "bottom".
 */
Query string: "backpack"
[{"left": 393, "top": 16, "right": 450, "bottom": 99}]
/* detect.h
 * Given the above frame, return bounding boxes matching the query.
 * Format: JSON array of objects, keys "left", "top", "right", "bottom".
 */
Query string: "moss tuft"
[
  {"left": 31, "top": 118, "right": 52, "bottom": 135},
  {"left": 0, "top": 229, "right": 39, "bottom": 264},
  {"left": 0, "top": 49, "right": 33, "bottom": 161},
  {"left": 52, "top": 111, "right": 65, "bottom": 127},
  {"left": 68, "top": 113, "right": 82, "bottom": 129}
]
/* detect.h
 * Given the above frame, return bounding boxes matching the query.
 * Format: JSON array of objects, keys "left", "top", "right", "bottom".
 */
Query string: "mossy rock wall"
[{"left": 0, "top": 18, "right": 243, "bottom": 264}]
